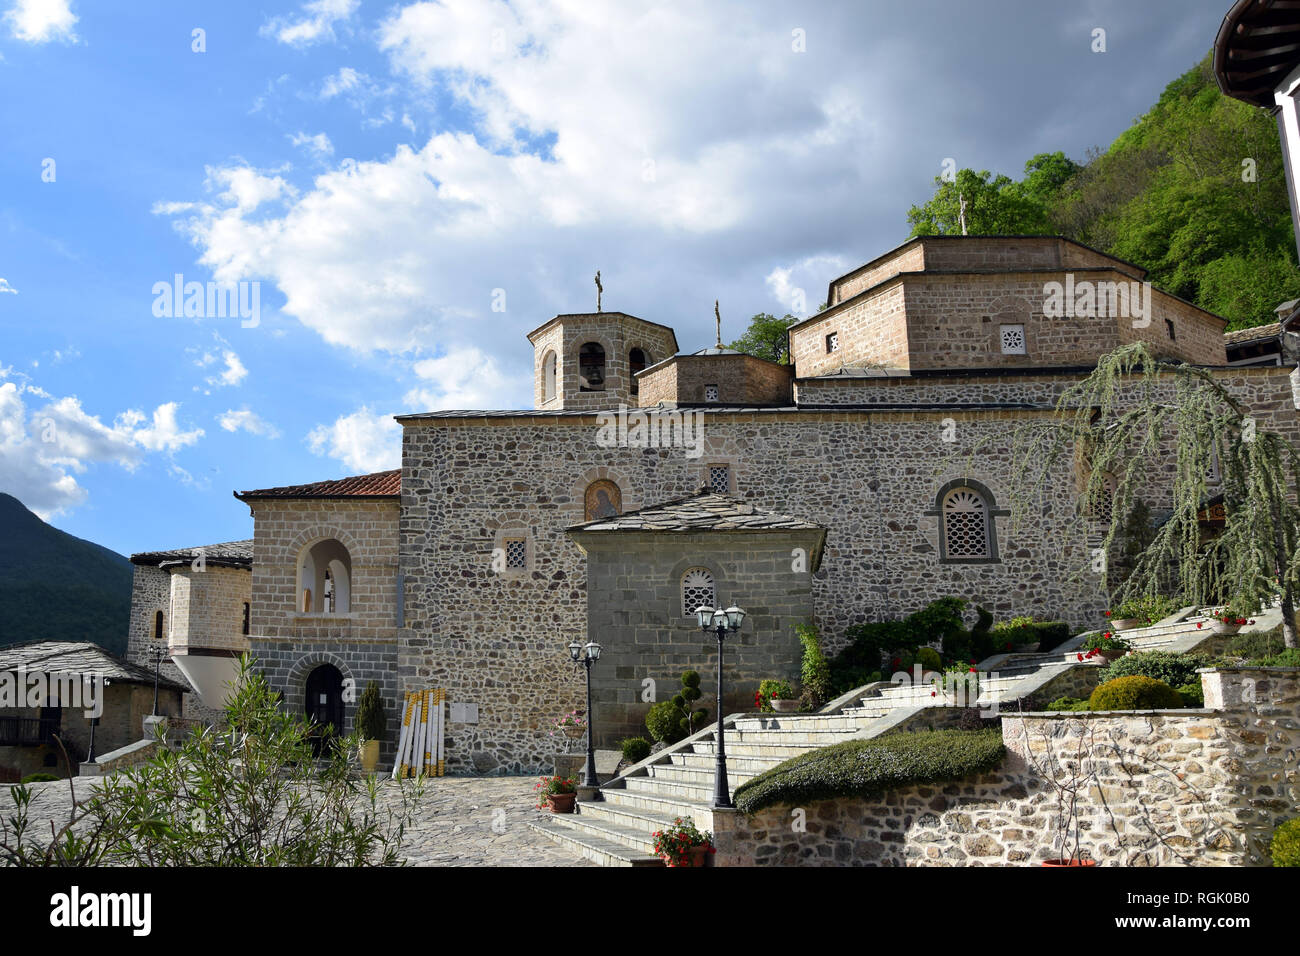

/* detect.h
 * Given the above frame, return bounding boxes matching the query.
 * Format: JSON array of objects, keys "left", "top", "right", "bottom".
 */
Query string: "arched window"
[
  {"left": 298, "top": 539, "right": 352, "bottom": 614},
  {"left": 585, "top": 480, "right": 622, "bottom": 521},
  {"left": 629, "top": 348, "right": 648, "bottom": 395},
  {"left": 1090, "top": 474, "right": 1116, "bottom": 527},
  {"left": 153, "top": 610, "right": 165, "bottom": 642},
  {"left": 543, "top": 351, "right": 557, "bottom": 402},
  {"left": 579, "top": 342, "right": 605, "bottom": 391},
  {"left": 928, "top": 480, "right": 1005, "bottom": 563},
  {"left": 681, "top": 567, "right": 716, "bottom": 617},
  {"left": 943, "top": 488, "right": 990, "bottom": 559}
]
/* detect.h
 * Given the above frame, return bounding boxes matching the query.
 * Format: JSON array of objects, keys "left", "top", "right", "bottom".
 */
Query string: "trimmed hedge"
[
  {"left": 619, "top": 737, "right": 652, "bottom": 763},
  {"left": 1098, "top": 651, "right": 1213, "bottom": 689},
  {"left": 1272, "top": 818, "right": 1300, "bottom": 867},
  {"left": 1088, "top": 675, "right": 1185, "bottom": 711},
  {"left": 732, "top": 728, "right": 1005, "bottom": 814}
]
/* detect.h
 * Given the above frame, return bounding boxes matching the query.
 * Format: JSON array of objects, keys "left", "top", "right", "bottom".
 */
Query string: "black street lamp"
[
  {"left": 696, "top": 604, "right": 746, "bottom": 809},
  {"left": 567, "top": 640, "right": 603, "bottom": 794}
]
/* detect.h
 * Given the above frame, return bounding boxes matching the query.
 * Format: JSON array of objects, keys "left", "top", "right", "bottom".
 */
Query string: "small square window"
[
  {"left": 704, "top": 384, "right": 719, "bottom": 402},
  {"left": 826, "top": 332, "right": 839, "bottom": 353},
  {"left": 709, "top": 465, "right": 730, "bottom": 494},
  {"left": 504, "top": 538, "right": 527, "bottom": 569},
  {"left": 999, "top": 324, "right": 1026, "bottom": 355},
  {"left": 1165, "top": 318, "right": 1176, "bottom": 341}
]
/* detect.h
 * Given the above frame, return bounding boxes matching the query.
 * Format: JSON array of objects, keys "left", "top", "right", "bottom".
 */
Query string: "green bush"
[
  {"left": 1271, "top": 818, "right": 1300, "bottom": 867},
  {"left": 1098, "top": 651, "right": 1213, "bottom": 689},
  {"left": 1225, "top": 626, "right": 1287, "bottom": 660},
  {"left": 830, "top": 598, "right": 973, "bottom": 691},
  {"left": 915, "top": 647, "right": 942, "bottom": 670},
  {"left": 757, "top": 679, "right": 795, "bottom": 712},
  {"left": 795, "top": 623, "right": 832, "bottom": 709},
  {"left": 645, "top": 700, "right": 684, "bottom": 744},
  {"left": 733, "top": 729, "right": 1005, "bottom": 814},
  {"left": 1027, "top": 621, "right": 1072, "bottom": 653},
  {"left": 1176, "top": 682, "right": 1204, "bottom": 707},
  {"left": 1254, "top": 648, "right": 1300, "bottom": 668},
  {"left": 1046, "top": 696, "right": 1090, "bottom": 712},
  {"left": 1088, "top": 675, "right": 1186, "bottom": 711},
  {"left": 19, "top": 773, "right": 58, "bottom": 784},
  {"left": 355, "top": 681, "right": 386, "bottom": 742},
  {"left": 619, "top": 737, "right": 652, "bottom": 764}
]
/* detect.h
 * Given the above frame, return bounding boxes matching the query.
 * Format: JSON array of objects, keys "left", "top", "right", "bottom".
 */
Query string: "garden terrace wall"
[{"left": 713, "top": 668, "right": 1300, "bottom": 866}]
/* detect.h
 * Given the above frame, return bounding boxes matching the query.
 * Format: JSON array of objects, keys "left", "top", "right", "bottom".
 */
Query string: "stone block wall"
[
  {"left": 829, "top": 242, "right": 925, "bottom": 306},
  {"left": 530, "top": 313, "right": 678, "bottom": 412},
  {"left": 638, "top": 354, "right": 792, "bottom": 407},
  {"left": 398, "top": 405, "right": 1106, "bottom": 772},
  {"left": 789, "top": 283, "right": 909, "bottom": 377},
  {"left": 714, "top": 668, "right": 1300, "bottom": 866},
  {"left": 571, "top": 529, "right": 822, "bottom": 745}
]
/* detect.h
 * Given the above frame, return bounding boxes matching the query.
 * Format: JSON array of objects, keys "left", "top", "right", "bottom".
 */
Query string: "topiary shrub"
[
  {"left": 672, "top": 671, "right": 708, "bottom": 736},
  {"left": 619, "top": 737, "right": 652, "bottom": 764},
  {"left": 645, "top": 700, "right": 684, "bottom": 744},
  {"left": 1271, "top": 818, "right": 1300, "bottom": 867},
  {"left": 1098, "top": 651, "right": 1213, "bottom": 689},
  {"left": 1176, "top": 682, "right": 1204, "bottom": 707},
  {"left": 733, "top": 728, "right": 1005, "bottom": 814},
  {"left": 20, "top": 772, "right": 59, "bottom": 784},
  {"left": 355, "top": 681, "right": 386, "bottom": 742},
  {"left": 1088, "top": 675, "right": 1185, "bottom": 711},
  {"left": 915, "top": 647, "right": 942, "bottom": 671}
]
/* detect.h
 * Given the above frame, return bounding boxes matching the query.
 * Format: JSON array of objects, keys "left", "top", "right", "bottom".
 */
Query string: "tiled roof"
[
  {"left": 0, "top": 640, "right": 190, "bottom": 692},
  {"left": 1224, "top": 322, "right": 1280, "bottom": 347},
  {"left": 568, "top": 492, "right": 826, "bottom": 533},
  {"left": 235, "top": 469, "right": 400, "bottom": 500},
  {"left": 131, "top": 538, "right": 253, "bottom": 568}
]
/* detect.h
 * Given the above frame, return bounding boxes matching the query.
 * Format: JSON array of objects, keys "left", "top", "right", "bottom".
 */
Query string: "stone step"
[
  {"left": 645, "top": 762, "right": 763, "bottom": 789},
  {"left": 525, "top": 815, "right": 663, "bottom": 867},
  {"left": 576, "top": 794, "right": 708, "bottom": 838},
  {"left": 667, "top": 750, "right": 783, "bottom": 773},
  {"left": 731, "top": 714, "right": 868, "bottom": 732},
  {"left": 728, "top": 727, "right": 863, "bottom": 745},
  {"left": 624, "top": 774, "right": 719, "bottom": 801},
  {"left": 841, "top": 707, "right": 892, "bottom": 719},
  {"left": 690, "top": 739, "right": 815, "bottom": 759},
  {"left": 602, "top": 787, "right": 714, "bottom": 820}
]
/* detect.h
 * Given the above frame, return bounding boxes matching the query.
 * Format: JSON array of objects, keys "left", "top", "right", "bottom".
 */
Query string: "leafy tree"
[
  {"left": 728, "top": 313, "right": 797, "bottom": 363},
  {"left": 0, "top": 657, "right": 423, "bottom": 865},
  {"left": 1010, "top": 343, "right": 1300, "bottom": 649},
  {"left": 907, "top": 167, "right": 1051, "bottom": 237}
]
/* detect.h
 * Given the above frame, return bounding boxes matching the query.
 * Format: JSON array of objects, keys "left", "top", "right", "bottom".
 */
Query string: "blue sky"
[{"left": 0, "top": 0, "right": 1232, "bottom": 556}]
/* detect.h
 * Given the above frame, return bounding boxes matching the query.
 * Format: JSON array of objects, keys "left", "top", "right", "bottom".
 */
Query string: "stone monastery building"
[{"left": 125, "top": 235, "right": 1300, "bottom": 773}]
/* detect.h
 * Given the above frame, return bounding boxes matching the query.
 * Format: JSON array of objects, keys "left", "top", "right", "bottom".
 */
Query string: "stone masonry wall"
[
  {"left": 639, "top": 354, "right": 792, "bottom": 407},
  {"left": 399, "top": 405, "right": 1106, "bottom": 773},
  {"left": 790, "top": 283, "right": 909, "bottom": 376},
  {"left": 714, "top": 668, "right": 1300, "bottom": 866}
]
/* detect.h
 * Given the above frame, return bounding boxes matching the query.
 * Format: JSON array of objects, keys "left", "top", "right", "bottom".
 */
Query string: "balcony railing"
[{"left": 0, "top": 716, "right": 61, "bottom": 747}]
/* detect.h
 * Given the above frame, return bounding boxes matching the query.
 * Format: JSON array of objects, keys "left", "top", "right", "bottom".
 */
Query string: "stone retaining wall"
[{"left": 713, "top": 668, "right": 1299, "bottom": 866}]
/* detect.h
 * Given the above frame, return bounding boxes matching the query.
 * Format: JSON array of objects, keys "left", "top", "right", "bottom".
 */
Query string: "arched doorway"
[{"left": 304, "top": 664, "right": 345, "bottom": 756}]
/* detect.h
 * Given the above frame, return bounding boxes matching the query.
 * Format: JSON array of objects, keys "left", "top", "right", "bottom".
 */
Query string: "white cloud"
[
  {"left": 405, "top": 346, "right": 508, "bottom": 411},
  {"left": 290, "top": 131, "right": 334, "bottom": 158},
  {"left": 4, "top": 0, "right": 77, "bottom": 44},
  {"left": 0, "top": 373, "right": 204, "bottom": 519},
  {"left": 320, "top": 66, "right": 365, "bottom": 99},
  {"left": 218, "top": 408, "right": 280, "bottom": 438},
  {"left": 765, "top": 255, "right": 850, "bottom": 317},
  {"left": 197, "top": 349, "right": 248, "bottom": 388},
  {"left": 306, "top": 406, "right": 400, "bottom": 473},
  {"left": 0, "top": 278, "right": 18, "bottom": 294},
  {"left": 261, "top": 0, "right": 358, "bottom": 48}
]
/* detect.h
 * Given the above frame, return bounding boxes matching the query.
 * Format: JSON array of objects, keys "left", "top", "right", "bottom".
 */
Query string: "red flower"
[
  {"left": 1248, "top": 619, "right": 1256, "bottom": 625},
  {"left": 1076, "top": 653, "right": 1084, "bottom": 662},
  {"left": 1236, "top": 618, "right": 1246, "bottom": 626},
  {"left": 968, "top": 667, "right": 976, "bottom": 673},
  {"left": 930, "top": 691, "right": 937, "bottom": 697},
  {"left": 1104, "top": 632, "right": 1112, "bottom": 639},
  {"left": 1105, "top": 610, "right": 1111, "bottom": 617},
  {"left": 1197, "top": 622, "right": 1203, "bottom": 629}
]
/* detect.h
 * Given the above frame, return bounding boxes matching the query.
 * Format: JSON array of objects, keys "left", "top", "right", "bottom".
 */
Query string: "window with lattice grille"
[
  {"left": 942, "top": 488, "right": 989, "bottom": 558},
  {"left": 709, "top": 465, "right": 730, "bottom": 494},
  {"left": 681, "top": 567, "right": 716, "bottom": 616},
  {"left": 999, "top": 324, "right": 1026, "bottom": 355},
  {"left": 704, "top": 384, "right": 719, "bottom": 402},
  {"left": 504, "top": 538, "right": 527, "bottom": 569},
  {"left": 826, "top": 332, "right": 839, "bottom": 353}
]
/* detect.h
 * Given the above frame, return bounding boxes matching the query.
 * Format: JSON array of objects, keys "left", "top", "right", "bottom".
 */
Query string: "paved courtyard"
[{"left": 4, "top": 775, "right": 590, "bottom": 867}]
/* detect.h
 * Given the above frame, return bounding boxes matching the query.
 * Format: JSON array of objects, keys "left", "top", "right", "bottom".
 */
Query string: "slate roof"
[
  {"left": 396, "top": 401, "right": 1045, "bottom": 420},
  {"left": 0, "top": 640, "right": 190, "bottom": 692},
  {"left": 568, "top": 492, "right": 825, "bottom": 533},
  {"left": 1224, "top": 322, "right": 1280, "bottom": 347},
  {"left": 234, "top": 469, "right": 400, "bottom": 500},
  {"left": 131, "top": 538, "right": 253, "bottom": 568}
]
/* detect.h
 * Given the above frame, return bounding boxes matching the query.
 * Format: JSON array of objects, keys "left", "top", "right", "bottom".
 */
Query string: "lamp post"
[
  {"left": 696, "top": 604, "right": 745, "bottom": 809},
  {"left": 567, "top": 640, "right": 603, "bottom": 794}
]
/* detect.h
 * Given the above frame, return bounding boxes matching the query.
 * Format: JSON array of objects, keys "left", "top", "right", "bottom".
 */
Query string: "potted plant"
[
  {"left": 534, "top": 775, "right": 578, "bottom": 813},
  {"left": 651, "top": 817, "right": 716, "bottom": 867},
  {"left": 1081, "top": 631, "right": 1131, "bottom": 664},
  {"left": 1105, "top": 603, "right": 1141, "bottom": 631},
  {"left": 1211, "top": 594, "right": 1259, "bottom": 635},
  {"left": 551, "top": 709, "right": 587, "bottom": 740},
  {"left": 355, "top": 681, "right": 386, "bottom": 773},
  {"left": 756, "top": 679, "right": 799, "bottom": 713}
]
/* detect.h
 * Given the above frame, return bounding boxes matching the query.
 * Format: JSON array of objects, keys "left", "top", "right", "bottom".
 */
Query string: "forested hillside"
[{"left": 907, "top": 53, "right": 1300, "bottom": 330}]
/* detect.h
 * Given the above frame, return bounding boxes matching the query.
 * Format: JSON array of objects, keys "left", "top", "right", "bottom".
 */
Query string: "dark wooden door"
[{"left": 304, "top": 664, "right": 344, "bottom": 757}]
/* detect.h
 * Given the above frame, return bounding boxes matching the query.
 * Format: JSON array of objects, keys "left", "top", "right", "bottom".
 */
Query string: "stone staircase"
[{"left": 526, "top": 606, "right": 1271, "bottom": 866}]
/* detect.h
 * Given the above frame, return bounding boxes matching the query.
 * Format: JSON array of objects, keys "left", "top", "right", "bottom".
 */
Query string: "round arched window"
[
  {"left": 942, "top": 488, "right": 989, "bottom": 559},
  {"left": 681, "top": 567, "right": 716, "bottom": 617},
  {"left": 579, "top": 343, "right": 606, "bottom": 391}
]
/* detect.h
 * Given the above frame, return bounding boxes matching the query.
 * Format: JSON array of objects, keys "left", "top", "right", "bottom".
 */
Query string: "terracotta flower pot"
[
  {"left": 547, "top": 792, "right": 576, "bottom": 814},
  {"left": 770, "top": 699, "right": 800, "bottom": 713},
  {"left": 562, "top": 724, "right": 586, "bottom": 739},
  {"left": 1095, "top": 649, "right": 1127, "bottom": 664},
  {"left": 664, "top": 845, "right": 709, "bottom": 867},
  {"left": 1110, "top": 618, "right": 1140, "bottom": 631},
  {"left": 1041, "top": 858, "right": 1097, "bottom": 867}
]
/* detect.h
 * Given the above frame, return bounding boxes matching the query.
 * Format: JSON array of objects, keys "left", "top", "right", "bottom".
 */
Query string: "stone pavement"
[{"left": 3, "top": 775, "right": 590, "bottom": 867}]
